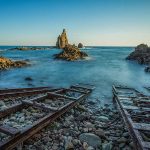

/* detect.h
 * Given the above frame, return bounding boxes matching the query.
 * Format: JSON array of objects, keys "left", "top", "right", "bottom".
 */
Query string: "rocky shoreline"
[
  {"left": 23, "top": 99, "right": 133, "bottom": 150},
  {"left": 0, "top": 56, "right": 29, "bottom": 70},
  {"left": 126, "top": 44, "right": 150, "bottom": 72}
]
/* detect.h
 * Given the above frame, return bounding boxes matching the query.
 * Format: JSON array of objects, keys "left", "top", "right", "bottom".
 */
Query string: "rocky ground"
[
  {"left": 22, "top": 98, "right": 134, "bottom": 150},
  {"left": 54, "top": 44, "right": 88, "bottom": 61},
  {"left": 1, "top": 106, "right": 47, "bottom": 130},
  {"left": 0, "top": 94, "right": 45, "bottom": 110},
  {"left": 0, "top": 56, "right": 28, "bottom": 70}
]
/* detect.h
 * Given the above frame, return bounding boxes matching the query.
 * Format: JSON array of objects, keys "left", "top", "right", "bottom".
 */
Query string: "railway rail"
[
  {"left": 0, "top": 83, "right": 94, "bottom": 150},
  {"left": 112, "top": 85, "right": 150, "bottom": 150},
  {"left": 0, "top": 86, "right": 60, "bottom": 98}
]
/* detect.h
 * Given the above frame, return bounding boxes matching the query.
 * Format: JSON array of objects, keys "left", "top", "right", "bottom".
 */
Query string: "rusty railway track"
[
  {"left": 0, "top": 86, "right": 60, "bottom": 99},
  {"left": 0, "top": 84, "right": 94, "bottom": 150},
  {"left": 112, "top": 85, "right": 150, "bottom": 150}
]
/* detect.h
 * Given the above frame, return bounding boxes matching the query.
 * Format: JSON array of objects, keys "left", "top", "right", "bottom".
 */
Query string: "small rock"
[
  {"left": 95, "top": 129, "right": 106, "bottom": 139},
  {"left": 97, "top": 116, "right": 109, "bottom": 122},
  {"left": 117, "top": 137, "right": 127, "bottom": 143},
  {"left": 102, "top": 142, "right": 112, "bottom": 150},
  {"left": 83, "top": 142, "right": 88, "bottom": 149},
  {"left": 79, "top": 133, "right": 102, "bottom": 148}
]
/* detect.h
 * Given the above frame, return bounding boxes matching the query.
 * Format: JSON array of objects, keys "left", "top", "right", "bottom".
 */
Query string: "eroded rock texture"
[{"left": 56, "top": 29, "right": 68, "bottom": 49}]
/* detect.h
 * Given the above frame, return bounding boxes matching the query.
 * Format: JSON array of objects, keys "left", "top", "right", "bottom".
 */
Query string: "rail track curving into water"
[{"left": 0, "top": 84, "right": 95, "bottom": 150}]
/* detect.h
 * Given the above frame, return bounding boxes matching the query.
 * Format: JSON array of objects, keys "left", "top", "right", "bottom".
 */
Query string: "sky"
[{"left": 0, "top": 0, "right": 150, "bottom": 46}]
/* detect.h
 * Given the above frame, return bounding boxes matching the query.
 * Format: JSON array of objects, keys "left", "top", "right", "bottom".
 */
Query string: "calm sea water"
[{"left": 0, "top": 46, "right": 150, "bottom": 104}]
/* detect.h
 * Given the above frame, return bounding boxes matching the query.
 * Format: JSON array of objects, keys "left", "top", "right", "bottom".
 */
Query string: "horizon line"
[{"left": 0, "top": 44, "right": 135, "bottom": 47}]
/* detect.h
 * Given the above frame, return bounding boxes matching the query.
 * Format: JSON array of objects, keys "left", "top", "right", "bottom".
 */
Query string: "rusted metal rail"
[
  {"left": 0, "top": 84, "right": 95, "bottom": 150},
  {"left": 112, "top": 85, "right": 150, "bottom": 150},
  {"left": 0, "top": 86, "right": 59, "bottom": 98}
]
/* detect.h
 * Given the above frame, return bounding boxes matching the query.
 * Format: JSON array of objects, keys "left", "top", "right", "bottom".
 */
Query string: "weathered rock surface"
[
  {"left": 56, "top": 29, "right": 68, "bottom": 49},
  {"left": 54, "top": 44, "right": 88, "bottom": 61},
  {"left": 0, "top": 56, "right": 28, "bottom": 70},
  {"left": 78, "top": 43, "right": 84, "bottom": 48},
  {"left": 126, "top": 44, "right": 150, "bottom": 64},
  {"left": 79, "top": 133, "right": 102, "bottom": 148}
]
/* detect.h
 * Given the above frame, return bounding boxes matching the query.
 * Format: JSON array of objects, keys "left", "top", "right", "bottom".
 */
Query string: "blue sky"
[{"left": 0, "top": 0, "right": 150, "bottom": 46}]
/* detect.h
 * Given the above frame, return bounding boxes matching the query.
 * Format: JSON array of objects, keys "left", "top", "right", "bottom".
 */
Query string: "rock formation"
[
  {"left": 56, "top": 29, "right": 68, "bottom": 49},
  {"left": 126, "top": 44, "right": 150, "bottom": 64},
  {"left": 55, "top": 29, "right": 88, "bottom": 61},
  {"left": 54, "top": 44, "right": 88, "bottom": 61},
  {"left": 78, "top": 43, "right": 84, "bottom": 48},
  {"left": 0, "top": 56, "right": 28, "bottom": 70}
]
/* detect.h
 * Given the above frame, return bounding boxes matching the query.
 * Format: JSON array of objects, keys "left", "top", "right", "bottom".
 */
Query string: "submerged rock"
[
  {"left": 126, "top": 44, "right": 150, "bottom": 64},
  {"left": 56, "top": 29, "right": 69, "bottom": 49},
  {"left": 25, "top": 77, "right": 33, "bottom": 81},
  {"left": 54, "top": 44, "right": 88, "bottom": 61},
  {"left": 0, "top": 56, "right": 28, "bottom": 70},
  {"left": 144, "top": 66, "right": 150, "bottom": 73}
]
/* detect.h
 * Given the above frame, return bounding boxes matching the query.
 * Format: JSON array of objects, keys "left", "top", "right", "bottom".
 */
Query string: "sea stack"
[
  {"left": 54, "top": 29, "right": 88, "bottom": 61},
  {"left": 56, "top": 29, "right": 68, "bottom": 49}
]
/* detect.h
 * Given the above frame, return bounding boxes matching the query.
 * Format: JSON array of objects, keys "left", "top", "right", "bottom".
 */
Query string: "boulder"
[
  {"left": 54, "top": 44, "right": 88, "bottom": 61},
  {"left": 79, "top": 133, "right": 102, "bottom": 148},
  {"left": 0, "top": 56, "right": 28, "bottom": 70},
  {"left": 56, "top": 29, "right": 68, "bottom": 49},
  {"left": 126, "top": 44, "right": 150, "bottom": 65},
  {"left": 78, "top": 43, "right": 84, "bottom": 48}
]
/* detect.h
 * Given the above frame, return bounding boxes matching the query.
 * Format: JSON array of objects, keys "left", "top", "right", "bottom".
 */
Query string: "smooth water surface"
[{"left": 0, "top": 46, "right": 150, "bottom": 104}]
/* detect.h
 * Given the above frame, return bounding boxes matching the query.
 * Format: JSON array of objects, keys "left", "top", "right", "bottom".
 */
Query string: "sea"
[{"left": 0, "top": 46, "right": 150, "bottom": 105}]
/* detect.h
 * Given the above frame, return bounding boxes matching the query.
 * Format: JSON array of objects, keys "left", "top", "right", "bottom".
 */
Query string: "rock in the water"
[
  {"left": 78, "top": 43, "right": 84, "bottom": 48},
  {"left": 0, "top": 56, "right": 28, "bottom": 70},
  {"left": 56, "top": 29, "right": 68, "bottom": 49},
  {"left": 79, "top": 133, "right": 102, "bottom": 148},
  {"left": 25, "top": 77, "right": 33, "bottom": 81},
  {"left": 145, "top": 66, "right": 150, "bottom": 72},
  {"left": 54, "top": 44, "right": 88, "bottom": 61},
  {"left": 126, "top": 44, "right": 150, "bottom": 64}
]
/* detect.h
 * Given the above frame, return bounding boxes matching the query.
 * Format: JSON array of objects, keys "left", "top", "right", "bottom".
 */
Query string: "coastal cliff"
[
  {"left": 0, "top": 57, "right": 28, "bottom": 70},
  {"left": 55, "top": 29, "right": 88, "bottom": 61}
]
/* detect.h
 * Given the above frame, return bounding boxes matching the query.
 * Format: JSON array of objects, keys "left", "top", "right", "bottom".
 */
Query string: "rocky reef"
[
  {"left": 55, "top": 29, "right": 88, "bottom": 61},
  {"left": 10, "top": 46, "right": 51, "bottom": 51},
  {"left": 0, "top": 56, "right": 28, "bottom": 70},
  {"left": 54, "top": 44, "right": 88, "bottom": 61},
  {"left": 56, "top": 29, "right": 68, "bottom": 49},
  {"left": 126, "top": 44, "right": 150, "bottom": 64}
]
